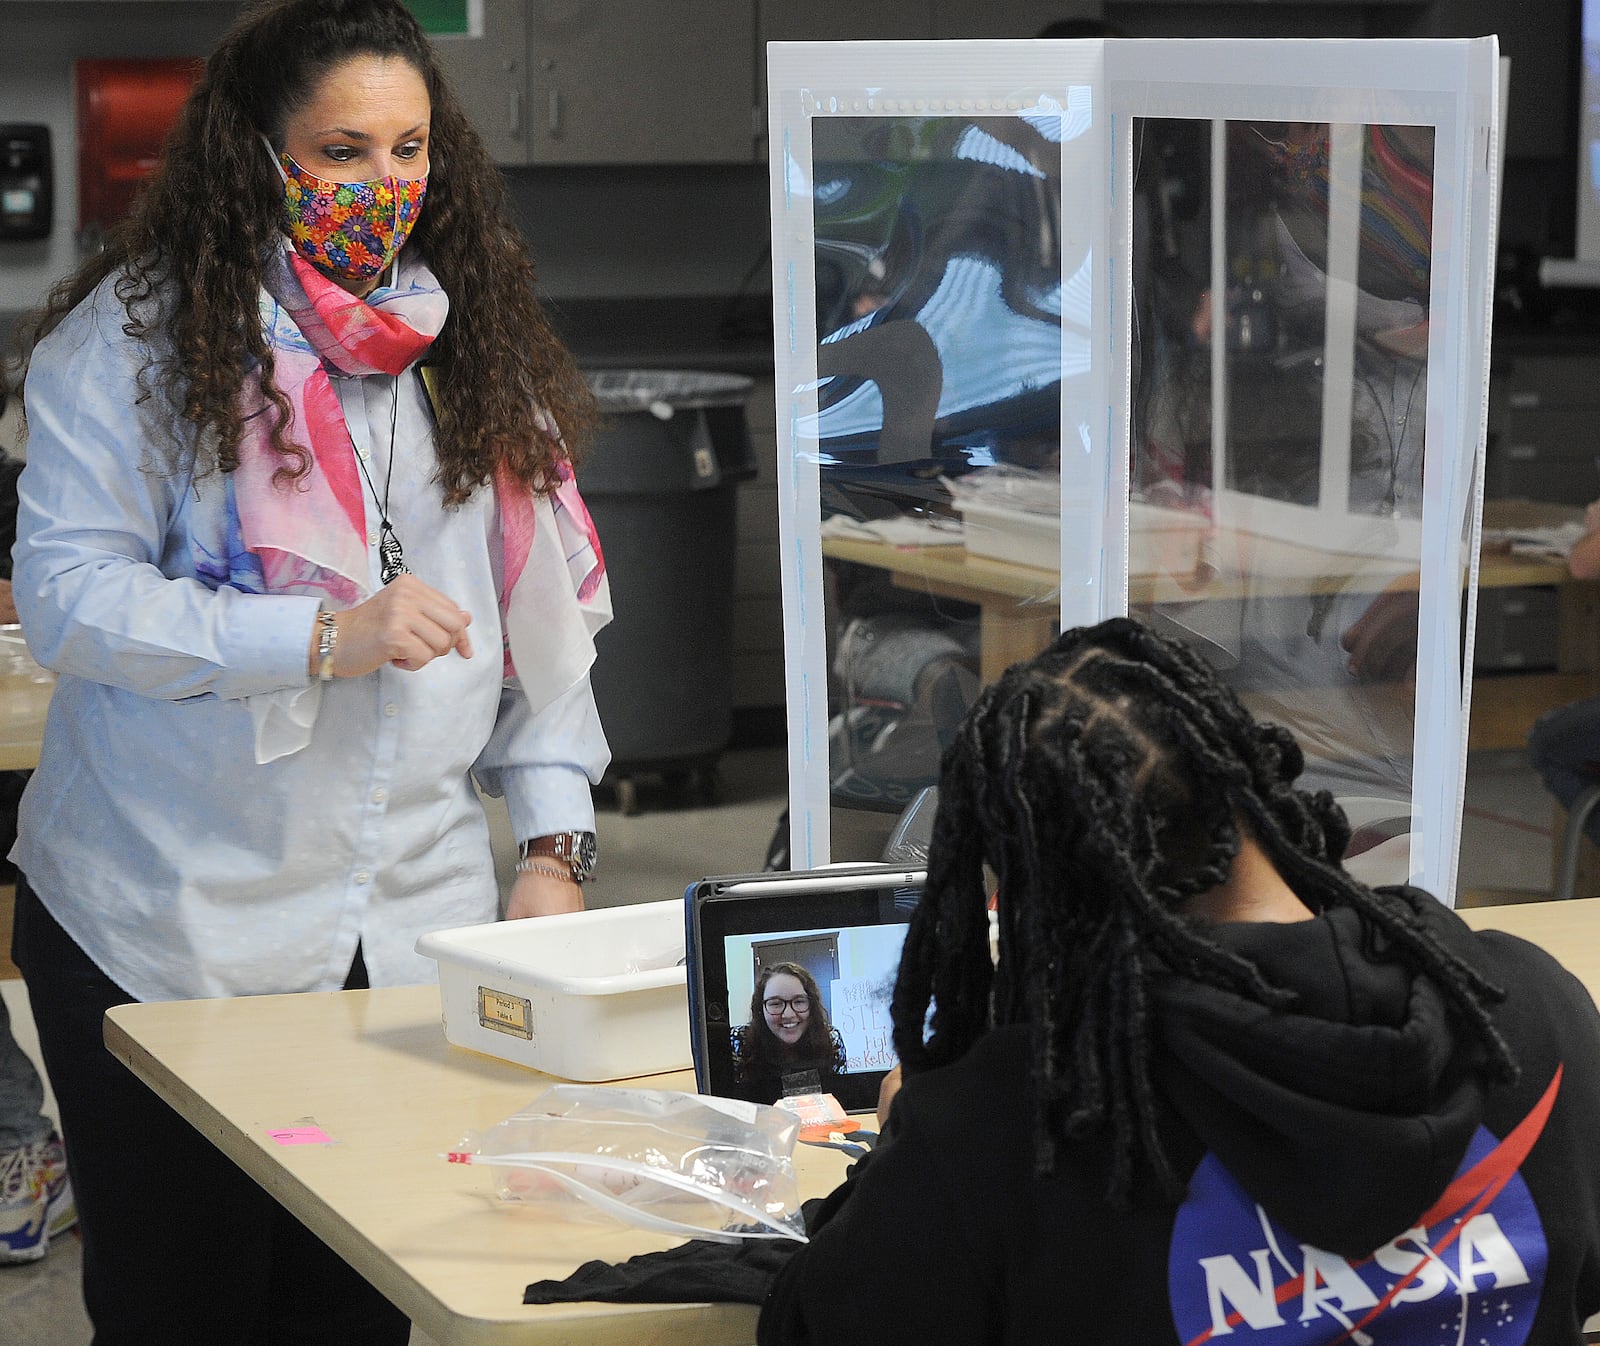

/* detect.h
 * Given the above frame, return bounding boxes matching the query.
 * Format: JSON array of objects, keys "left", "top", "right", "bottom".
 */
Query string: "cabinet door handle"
[{"left": 548, "top": 89, "right": 561, "bottom": 136}]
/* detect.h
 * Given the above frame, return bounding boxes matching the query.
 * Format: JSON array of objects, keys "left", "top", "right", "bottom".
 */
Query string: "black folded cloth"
[{"left": 524, "top": 1234, "right": 803, "bottom": 1306}]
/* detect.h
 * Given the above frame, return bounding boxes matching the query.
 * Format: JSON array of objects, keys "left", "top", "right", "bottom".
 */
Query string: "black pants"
[{"left": 12, "top": 877, "right": 411, "bottom": 1346}]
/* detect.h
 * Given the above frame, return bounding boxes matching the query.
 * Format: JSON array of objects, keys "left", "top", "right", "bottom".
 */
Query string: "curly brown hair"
[{"left": 20, "top": 0, "right": 594, "bottom": 504}]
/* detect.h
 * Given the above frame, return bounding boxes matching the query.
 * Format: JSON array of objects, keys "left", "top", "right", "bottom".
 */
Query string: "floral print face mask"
[{"left": 272, "top": 146, "right": 427, "bottom": 283}]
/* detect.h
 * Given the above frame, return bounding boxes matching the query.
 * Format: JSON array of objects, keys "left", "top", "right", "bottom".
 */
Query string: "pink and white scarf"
[{"left": 235, "top": 246, "right": 609, "bottom": 756}]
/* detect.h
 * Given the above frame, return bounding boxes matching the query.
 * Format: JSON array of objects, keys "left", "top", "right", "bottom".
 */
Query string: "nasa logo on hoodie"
[{"left": 1167, "top": 1121, "right": 1550, "bottom": 1346}]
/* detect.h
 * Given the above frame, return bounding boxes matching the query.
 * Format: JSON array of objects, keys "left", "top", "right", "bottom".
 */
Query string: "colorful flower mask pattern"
[{"left": 279, "top": 151, "right": 427, "bottom": 283}]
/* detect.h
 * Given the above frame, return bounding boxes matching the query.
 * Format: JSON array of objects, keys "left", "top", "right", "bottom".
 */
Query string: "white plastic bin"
[
  {"left": 415, "top": 900, "right": 690, "bottom": 1082},
  {"left": 955, "top": 496, "right": 1060, "bottom": 570},
  {"left": 944, "top": 468, "right": 1062, "bottom": 571}
]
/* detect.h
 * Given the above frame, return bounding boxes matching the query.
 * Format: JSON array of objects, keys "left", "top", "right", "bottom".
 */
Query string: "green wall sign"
[{"left": 405, "top": 0, "right": 473, "bottom": 37}]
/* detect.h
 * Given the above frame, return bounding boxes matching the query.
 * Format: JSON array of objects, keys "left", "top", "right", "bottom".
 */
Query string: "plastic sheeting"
[{"left": 767, "top": 37, "right": 1501, "bottom": 902}]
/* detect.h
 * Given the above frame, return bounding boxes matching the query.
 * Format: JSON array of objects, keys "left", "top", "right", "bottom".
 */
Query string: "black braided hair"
[{"left": 889, "top": 616, "right": 1518, "bottom": 1202}]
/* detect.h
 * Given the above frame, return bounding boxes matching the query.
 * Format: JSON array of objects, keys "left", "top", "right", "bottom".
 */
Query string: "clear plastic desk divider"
[{"left": 769, "top": 37, "right": 1499, "bottom": 902}]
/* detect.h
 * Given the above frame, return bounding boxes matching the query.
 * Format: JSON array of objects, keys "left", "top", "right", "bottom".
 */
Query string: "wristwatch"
[{"left": 517, "top": 831, "right": 597, "bottom": 884}]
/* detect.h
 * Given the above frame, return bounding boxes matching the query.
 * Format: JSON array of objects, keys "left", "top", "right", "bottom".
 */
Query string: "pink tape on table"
[{"left": 268, "top": 1125, "right": 335, "bottom": 1146}]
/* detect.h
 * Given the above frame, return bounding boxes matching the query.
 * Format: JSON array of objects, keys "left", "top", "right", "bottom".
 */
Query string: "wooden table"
[
  {"left": 102, "top": 899, "right": 1600, "bottom": 1344},
  {"left": 0, "top": 655, "right": 60, "bottom": 972},
  {"left": 1460, "top": 898, "right": 1600, "bottom": 988},
  {"left": 0, "top": 654, "right": 53, "bottom": 772},
  {"left": 821, "top": 511, "right": 1600, "bottom": 746},
  {"left": 104, "top": 985, "right": 853, "bottom": 1346}
]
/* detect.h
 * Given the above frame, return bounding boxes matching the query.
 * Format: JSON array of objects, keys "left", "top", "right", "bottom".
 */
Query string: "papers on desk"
[
  {"left": 1481, "top": 521, "right": 1587, "bottom": 559},
  {"left": 820, "top": 512, "right": 964, "bottom": 547}
]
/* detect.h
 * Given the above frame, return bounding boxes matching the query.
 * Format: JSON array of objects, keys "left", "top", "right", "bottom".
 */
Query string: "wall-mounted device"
[{"left": 0, "top": 124, "right": 53, "bottom": 242}]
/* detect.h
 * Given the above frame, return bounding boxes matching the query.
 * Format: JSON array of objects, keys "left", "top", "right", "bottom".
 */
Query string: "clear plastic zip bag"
[{"left": 445, "top": 1084, "right": 809, "bottom": 1243}]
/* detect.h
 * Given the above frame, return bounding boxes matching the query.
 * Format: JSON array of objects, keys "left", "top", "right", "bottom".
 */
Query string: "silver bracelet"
[
  {"left": 316, "top": 609, "right": 338, "bottom": 682},
  {"left": 515, "top": 857, "right": 576, "bottom": 883}
]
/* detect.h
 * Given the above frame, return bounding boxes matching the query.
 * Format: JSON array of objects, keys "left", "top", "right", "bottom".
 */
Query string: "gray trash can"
[{"left": 579, "top": 370, "right": 757, "bottom": 814}]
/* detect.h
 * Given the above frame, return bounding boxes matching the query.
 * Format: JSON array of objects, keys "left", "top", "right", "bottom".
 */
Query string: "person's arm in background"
[{"left": 1568, "top": 500, "right": 1600, "bottom": 582}]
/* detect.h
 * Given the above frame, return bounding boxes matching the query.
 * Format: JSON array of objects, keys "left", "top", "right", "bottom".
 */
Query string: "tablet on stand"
[{"left": 685, "top": 864, "right": 924, "bottom": 1114}]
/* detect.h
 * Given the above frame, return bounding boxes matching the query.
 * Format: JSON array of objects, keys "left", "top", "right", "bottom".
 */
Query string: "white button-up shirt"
[{"left": 11, "top": 281, "right": 609, "bottom": 1000}]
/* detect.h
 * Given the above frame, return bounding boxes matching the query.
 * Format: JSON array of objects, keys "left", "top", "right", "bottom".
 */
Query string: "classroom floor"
[{"left": 0, "top": 743, "right": 1567, "bottom": 1344}]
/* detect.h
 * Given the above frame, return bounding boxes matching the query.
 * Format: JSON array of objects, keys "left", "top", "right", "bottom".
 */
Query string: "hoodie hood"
[{"left": 1152, "top": 889, "right": 1490, "bottom": 1257}]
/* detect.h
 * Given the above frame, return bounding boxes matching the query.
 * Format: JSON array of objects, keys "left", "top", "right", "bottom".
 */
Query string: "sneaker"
[
  {"left": 0, "top": 1142, "right": 47, "bottom": 1264},
  {"left": 27, "top": 1133, "right": 74, "bottom": 1241}
]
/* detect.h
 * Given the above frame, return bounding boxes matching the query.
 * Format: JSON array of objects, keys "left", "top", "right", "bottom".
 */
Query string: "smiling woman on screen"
[{"left": 731, "top": 962, "right": 848, "bottom": 1104}]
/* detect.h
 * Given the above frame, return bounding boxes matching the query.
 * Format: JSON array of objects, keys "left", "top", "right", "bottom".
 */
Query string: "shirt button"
[
  {"left": 355, "top": 870, "right": 372, "bottom": 886},
  {"left": 368, "top": 531, "right": 378, "bottom": 547},
  {"left": 383, "top": 703, "right": 399, "bottom": 717},
  {"left": 371, "top": 788, "right": 387, "bottom": 804}
]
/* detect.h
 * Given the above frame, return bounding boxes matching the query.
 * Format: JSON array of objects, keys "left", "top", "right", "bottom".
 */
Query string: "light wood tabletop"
[
  {"left": 1459, "top": 898, "right": 1600, "bottom": 989},
  {"left": 101, "top": 898, "right": 1600, "bottom": 1345},
  {"left": 0, "top": 642, "right": 53, "bottom": 773},
  {"left": 104, "top": 983, "right": 853, "bottom": 1346}
]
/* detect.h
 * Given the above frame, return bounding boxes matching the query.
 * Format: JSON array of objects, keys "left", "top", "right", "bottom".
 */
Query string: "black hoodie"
[{"left": 758, "top": 889, "right": 1600, "bottom": 1345}]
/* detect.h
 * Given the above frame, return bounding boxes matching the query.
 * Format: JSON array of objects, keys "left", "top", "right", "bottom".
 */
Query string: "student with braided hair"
[{"left": 759, "top": 617, "right": 1600, "bottom": 1346}]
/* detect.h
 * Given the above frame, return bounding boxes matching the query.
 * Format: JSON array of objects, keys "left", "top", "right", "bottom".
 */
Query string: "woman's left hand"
[{"left": 506, "top": 868, "right": 585, "bottom": 919}]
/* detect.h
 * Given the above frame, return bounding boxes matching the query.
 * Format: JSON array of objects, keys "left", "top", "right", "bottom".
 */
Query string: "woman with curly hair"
[
  {"left": 731, "top": 962, "right": 848, "bottom": 1104},
  {"left": 8, "top": 0, "right": 610, "bottom": 1338},
  {"left": 761, "top": 617, "right": 1600, "bottom": 1345}
]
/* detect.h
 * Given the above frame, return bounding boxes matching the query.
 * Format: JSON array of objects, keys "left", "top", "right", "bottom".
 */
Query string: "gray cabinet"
[
  {"left": 528, "top": 1, "right": 755, "bottom": 165},
  {"left": 1474, "top": 585, "right": 1560, "bottom": 673},
  {"left": 759, "top": 0, "right": 934, "bottom": 43},
  {"left": 448, "top": 0, "right": 1059, "bottom": 166},
  {"left": 1487, "top": 355, "right": 1600, "bottom": 508},
  {"left": 755, "top": 1, "right": 935, "bottom": 154},
  {"left": 436, "top": 0, "right": 756, "bottom": 165},
  {"left": 756, "top": 0, "right": 1098, "bottom": 41},
  {"left": 431, "top": 0, "right": 530, "bottom": 166},
  {"left": 932, "top": 0, "right": 1101, "bottom": 38}
]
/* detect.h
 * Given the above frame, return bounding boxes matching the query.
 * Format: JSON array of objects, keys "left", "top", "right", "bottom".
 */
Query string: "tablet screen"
[{"left": 688, "top": 868, "right": 922, "bottom": 1112}]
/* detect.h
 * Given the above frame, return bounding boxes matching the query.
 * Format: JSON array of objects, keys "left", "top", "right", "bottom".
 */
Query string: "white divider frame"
[
  {"left": 770, "top": 37, "right": 1500, "bottom": 900},
  {"left": 767, "top": 40, "right": 1109, "bottom": 870},
  {"left": 1105, "top": 38, "right": 1500, "bottom": 901}
]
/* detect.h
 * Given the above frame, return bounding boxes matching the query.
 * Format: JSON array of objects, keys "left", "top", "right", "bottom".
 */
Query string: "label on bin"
[{"left": 477, "top": 986, "right": 535, "bottom": 1042}]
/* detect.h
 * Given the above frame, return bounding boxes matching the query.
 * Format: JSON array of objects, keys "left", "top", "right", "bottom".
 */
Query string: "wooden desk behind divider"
[{"left": 820, "top": 523, "right": 1600, "bottom": 750}]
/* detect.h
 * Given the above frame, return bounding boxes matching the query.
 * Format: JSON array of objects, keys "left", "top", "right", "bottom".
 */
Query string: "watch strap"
[{"left": 518, "top": 831, "right": 597, "bottom": 882}]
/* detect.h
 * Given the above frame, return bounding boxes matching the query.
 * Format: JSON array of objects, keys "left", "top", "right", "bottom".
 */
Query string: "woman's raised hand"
[{"left": 314, "top": 574, "right": 473, "bottom": 678}]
